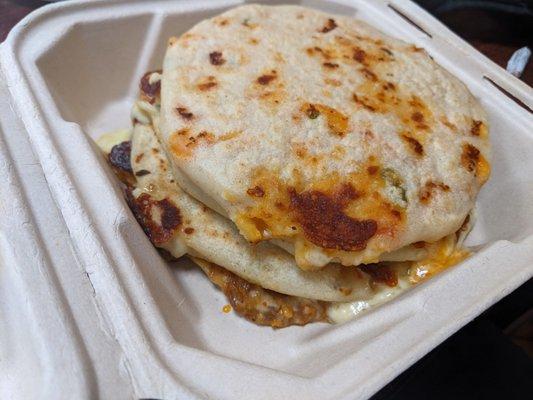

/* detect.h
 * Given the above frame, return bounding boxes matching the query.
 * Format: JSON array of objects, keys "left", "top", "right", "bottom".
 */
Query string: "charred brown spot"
[
  {"left": 197, "top": 76, "right": 218, "bottom": 91},
  {"left": 361, "top": 68, "right": 378, "bottom": 81},
  {"left": 337, "top": 183, "right": 360, "bottom": 201},
  {"left": 320, "top": 18, "right": 337, "bottom": 33},
  {"left": 382, "top": 82, "right": 396, "bottom": 91},
  {"left": 352, "top": 48, "right": 367, "bottom": 64},
  {"left": 401, "top": 134, "right": 424, "bottom": 156},
  {"left": 461, "top": 143, "right": 480, "bottom": 172},
  {"left": 184, "top": 227, "right": 195, "bottom": 234},
  {"left": 406, "top": 97, "right": 430, "bottom": 129},
  {"left": 305, "top": 104, "right": 349, "bottom": 137},
  {"left": 135, "top": 169, "right": 150, "bottom": 177},
  {"left": 241, "top": 18, "right": 257, "bottom": 28},
  {"left": 364, "top": 130, "right": 375, "bottom": 139},
  {"left": 257, "top": 74, "right": 276, "bottom": 85},
  {"left": 176, "top": 107, "right": 194, "bottom": 120},
  {"left": 209, "top": 51, "right": 225, "bottom": 65},
  {"left": 259, "top": 90, "right": 284, "bottom": 105},
  {"left": 159, "top": 202, "right": 180, "bottom": 231},
  {"left": 411, "top": 112, "right": 424, "bottom": 123},
  {"left": 187, "top": 136, "right": 196, "bottom": 146},
  {"left": 125, "top": 190, "right": 182, "bottom": 245},
  {"left": 109, "top": 141, "right": 132, "bottom": 172},
  {"left": 353, "top": 93, "right": 376, "bottom": 112},
  {"left": 198, "top": 81, "right": 217, "bottom": 90},
  {"left": 360, "top": 264, "right": 398, "bottom": 287},
  {"left": 247, "top": 186, "right": 265, "bottom": 197},
  {"left": 367, "top": 165, "right": 379, "bottom": 175},
  {"left": 306, "top": 104, "right": 320, "bottom": 119},
  {"left": 408, "top": 96, "right": 425, "bottom": 108},
  {"left": 306, "top": 45, "right": 333, "bottom": 60},
  {"left": 169, "top": 129, "right": 215, "bottom": 158},
  {"left": 410, "top": 111, "right": 429, "bottom": 130},
  {"left": 194, "top": 131, "right": 215, "bottom": 145},
  {"left": 471, "top": 120, "right": 485, "bottom": 136},
  {"left": 108, "top": 141, "right": 135, "bottom": 186},
  {"left": 139, "top": 70, "right": 161, "bottom": 104},
  {"left": 380, "top": 47, "right": 394, "bottom": 56},
  {"left": 419, "top": 181, "right": 450, "bottom": 204},
  {"left": 323, "top": 62, "right": 339, "bottom": 69},
  {"left": 441, "top": 117, "right": 457, "bottom": 131},
  {"left": 289, "top": 184, "right": 377, "bottom": 251}
]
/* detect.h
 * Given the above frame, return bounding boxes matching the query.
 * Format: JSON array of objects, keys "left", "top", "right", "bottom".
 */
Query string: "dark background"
[{"left": 1, "top": 1, "right": 532, "bottom": 399}]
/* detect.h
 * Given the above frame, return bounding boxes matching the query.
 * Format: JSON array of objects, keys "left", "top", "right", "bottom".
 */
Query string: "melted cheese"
[
  {"left": 236, "top": 165, "right": 407, "bottom": 269},
  {"left": 408, "top": 234, "right": 470, "bottom": 283},
  {"left": 96, "top": 128, "right": 131, "bottom": 154},
  {"left": 131, "top": 100, "right": 158, "bottom": 125},
  {"left": 476, "top": 154, "right": 491, "bottom": 185},
  {"left": 328, "top": 233, "right": 470, "bottom": 323},
  {"left": 148, "top": 72, "right": 162, "bottom": 85}
]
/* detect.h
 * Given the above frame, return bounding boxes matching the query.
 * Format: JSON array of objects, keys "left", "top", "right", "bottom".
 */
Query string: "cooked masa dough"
[
  {"left": 159, "top": 4, "right": 490, "bottom": 269},
  {"left": 101, "top": 68, "right": 475, "bottom": 326},
  {"left": 128, "top": 101, "right": 375, "bottom": 302}
]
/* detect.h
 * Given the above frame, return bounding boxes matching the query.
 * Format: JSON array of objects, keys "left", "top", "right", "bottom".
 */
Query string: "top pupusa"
[{"left": 158, "top": 4, "right": 490, "bottom": 270}]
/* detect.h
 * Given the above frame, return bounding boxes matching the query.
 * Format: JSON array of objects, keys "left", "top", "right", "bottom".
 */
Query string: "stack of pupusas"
[{"left": 99, "top": 5, "right": 490, "bottom": 328}]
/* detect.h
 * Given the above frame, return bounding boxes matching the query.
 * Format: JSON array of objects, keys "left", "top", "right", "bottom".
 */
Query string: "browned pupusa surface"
[
  {"left": 125, "top": 80, "right": 376, "bottom": 302},
  {"left": 191, "top": 257, "right": 328, "bottom": 328},
  {"left": 161, "top": 5, "right": 490, "bottom": 269},
  {"left": 99, "top": 69, "right": 475, "bottom": 327},
  {"left": 160, "top": 4, "right": 490, "bottom": 270}
]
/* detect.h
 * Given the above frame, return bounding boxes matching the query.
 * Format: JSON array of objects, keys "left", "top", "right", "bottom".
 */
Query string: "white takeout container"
[{"left": 1, "top": 0, "right": 532, "bottom": 399}]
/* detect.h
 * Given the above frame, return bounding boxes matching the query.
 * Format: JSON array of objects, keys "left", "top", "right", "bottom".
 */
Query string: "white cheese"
[
  {"left": 327, "top": 276, "right": 412, "bottom": 324},
  {"left": 95, "top": 128, "right": 131, "bottom": 154}
]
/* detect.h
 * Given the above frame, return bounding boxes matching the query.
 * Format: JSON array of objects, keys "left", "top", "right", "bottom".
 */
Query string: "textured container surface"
[{"left": 0, "top": 1, "right": 532, "bottom": 399}]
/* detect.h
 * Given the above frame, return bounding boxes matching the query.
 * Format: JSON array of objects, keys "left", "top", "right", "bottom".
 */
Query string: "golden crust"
[{"left": 160, "top": 4, "right": 491, "bottom": 269}]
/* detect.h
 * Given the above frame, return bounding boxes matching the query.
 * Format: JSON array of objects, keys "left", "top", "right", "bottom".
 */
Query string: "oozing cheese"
[{"left": 328, "top": 233, "right": 469, "bottom": 323}]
